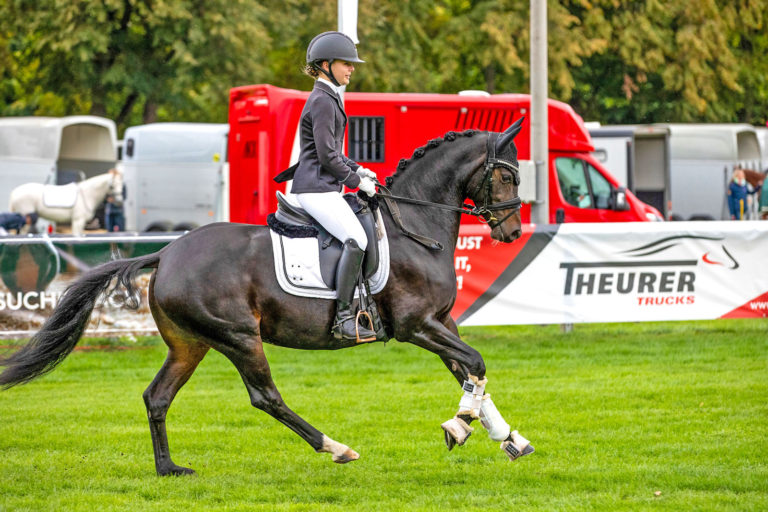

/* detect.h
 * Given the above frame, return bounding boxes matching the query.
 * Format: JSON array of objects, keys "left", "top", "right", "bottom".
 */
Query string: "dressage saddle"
[{"left": 268, "top": 191, "right": 380, "bottom": 290}]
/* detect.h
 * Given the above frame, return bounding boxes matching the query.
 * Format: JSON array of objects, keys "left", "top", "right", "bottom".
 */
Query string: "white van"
[
  {"left": 662, "top": 124, "right": 762, "bottom": 220},
  {"left": 121, "top": 123, "right": 229, "bottom": 231},
  {"left": 589, "top": 124, "right": 671, "bottom": 218},
  {"left": 0, "top": 116, "right": 117, "bottom": 211}
]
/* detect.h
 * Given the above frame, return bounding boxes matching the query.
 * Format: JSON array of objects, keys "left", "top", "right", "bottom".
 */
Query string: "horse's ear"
[{"left": 496, "top": 116, "right": 525, "bottom": 152}]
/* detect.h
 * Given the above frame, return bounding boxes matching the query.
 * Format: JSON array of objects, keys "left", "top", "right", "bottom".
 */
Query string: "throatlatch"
[{"left": 441, "top": 375, "right": 534, "bottom": 461}]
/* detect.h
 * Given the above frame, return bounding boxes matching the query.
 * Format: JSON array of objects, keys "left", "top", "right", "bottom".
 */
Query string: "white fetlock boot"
[
  {"left": 500, "top": 431, "right": 535, "bottom": 461},
  {"left": 441, "top": 375, "right": 486, "bottom": 450}
]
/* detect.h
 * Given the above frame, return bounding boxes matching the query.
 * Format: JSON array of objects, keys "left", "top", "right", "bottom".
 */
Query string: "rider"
[{"left": 292, "top": 31, "right": 378, "bottom": 341}]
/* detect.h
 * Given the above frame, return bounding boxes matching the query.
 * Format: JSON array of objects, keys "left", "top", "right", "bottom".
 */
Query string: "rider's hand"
[
  {"left": 358, "top": 176, "right": 377, "bottom": 197},
  {"left": 356, "top": 167, "right": 377, "bottom": 179}
]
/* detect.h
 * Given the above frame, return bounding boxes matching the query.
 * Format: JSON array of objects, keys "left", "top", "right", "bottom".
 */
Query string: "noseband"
[{"left": 375, "top": 131, "right": 523, "bottom": 250}]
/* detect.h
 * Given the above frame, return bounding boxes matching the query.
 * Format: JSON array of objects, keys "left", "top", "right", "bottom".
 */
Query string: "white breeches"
[{"left": 295, "top": 191, "right": 368, "bottom": 250}]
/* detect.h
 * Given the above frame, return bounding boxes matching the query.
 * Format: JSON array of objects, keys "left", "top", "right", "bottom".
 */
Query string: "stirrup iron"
[{"left": 355, "top": 310, "right": 377, "bottom": 343}]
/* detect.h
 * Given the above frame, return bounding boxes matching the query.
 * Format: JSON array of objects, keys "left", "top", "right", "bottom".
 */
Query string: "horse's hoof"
[
  {"left": 441, "top": 416, "right": 473, "bottom": 450},
  {"left": 332, "top": 448, "right": 360, "bottom": 464},
  {"left": 158, "top": 464, "right": 196, "bottom": 476},
  {"left": 444, "top": 429, "right": 457, "bottom": 451}
]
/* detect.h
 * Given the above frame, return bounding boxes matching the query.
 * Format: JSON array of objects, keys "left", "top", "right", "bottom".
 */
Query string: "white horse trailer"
[
  {"left": 0, "top": 116, "right": 117, "bottom": 212},
  {"left": 121, "top": 123, "right": 229, "bottom": 232},
  {"left": 756, "top": 126, "right": 768, "bottom": 173},
  {"left": 661, "top": 124, "right": 762, "bottom": 220},
  {"left": 588, "top": 124, "right": 671, "bottom": 218}
]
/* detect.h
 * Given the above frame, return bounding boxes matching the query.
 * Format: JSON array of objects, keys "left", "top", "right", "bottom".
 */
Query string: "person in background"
[
  {"left": 105, "top": 184, "right": 126, "bottom": 232},
  {"left": 727, "top": 168, "right": 748, "bottom": 220},
  {"left": 0, "top": 212, "right": 38, "bottom": 235}
]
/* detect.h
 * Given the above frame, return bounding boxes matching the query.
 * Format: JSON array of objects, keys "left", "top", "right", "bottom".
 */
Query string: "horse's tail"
[{"left": 0, "top": 251, "right": 162, "bottom": 389}]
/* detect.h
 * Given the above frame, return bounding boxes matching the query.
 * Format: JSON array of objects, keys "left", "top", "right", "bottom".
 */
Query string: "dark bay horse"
[{"left": 0, "top": 120, "right": 530, "bottom": 475}]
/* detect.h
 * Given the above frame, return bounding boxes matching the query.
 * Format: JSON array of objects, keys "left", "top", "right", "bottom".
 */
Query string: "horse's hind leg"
[
  {"left": 144, "top": 304, "right": 209, "bottom": 476},
  {"left": 218, "top": 327, "right": 359, "bottom": 464}
]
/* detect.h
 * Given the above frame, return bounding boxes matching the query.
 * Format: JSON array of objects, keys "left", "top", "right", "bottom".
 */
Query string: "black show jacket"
[{"left": 291, "top": 80, "right": 361, "bottom": 194}]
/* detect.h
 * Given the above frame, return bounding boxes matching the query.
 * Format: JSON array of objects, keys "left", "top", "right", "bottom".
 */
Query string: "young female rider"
[{"left": 291, "top": 31, "right": 378, "bottom": 341}]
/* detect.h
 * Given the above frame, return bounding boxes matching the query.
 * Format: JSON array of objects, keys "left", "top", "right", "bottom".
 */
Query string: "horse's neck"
[
  {"left": 387, "top": 138, "right": 483, "bottom": 251},
  {"left": 81, "top": 174, "right": 112, "bottom": 195},
  {"left": 389, "top": 139, "right": 480, "bottom": 208}
]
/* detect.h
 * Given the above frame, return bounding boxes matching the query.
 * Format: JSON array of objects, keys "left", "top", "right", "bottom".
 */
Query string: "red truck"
[{"left": 227, "top": 84, "right": 662, "bottom": 225}]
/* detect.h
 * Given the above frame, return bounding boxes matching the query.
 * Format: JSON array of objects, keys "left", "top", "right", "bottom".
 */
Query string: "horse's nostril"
[{"left": 511, "top": 229, "right": 522, "bottom": 240}]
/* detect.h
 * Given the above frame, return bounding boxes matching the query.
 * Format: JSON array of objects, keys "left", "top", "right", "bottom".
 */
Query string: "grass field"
[{"left": 0, "top": 320, "right": 766, "bottom": 511}]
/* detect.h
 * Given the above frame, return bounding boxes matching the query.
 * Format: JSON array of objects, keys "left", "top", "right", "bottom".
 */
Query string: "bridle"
[
  {"left": 375, "top": 132, "right": 522, "bottom": 251},
  {"left": 468, "top": 132, "right": 522, "bottom": 229}
]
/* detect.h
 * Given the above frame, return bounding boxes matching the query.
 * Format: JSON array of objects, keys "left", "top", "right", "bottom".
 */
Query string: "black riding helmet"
[{"left": 306, "top": 31, "right": 364, "bottom": 86}]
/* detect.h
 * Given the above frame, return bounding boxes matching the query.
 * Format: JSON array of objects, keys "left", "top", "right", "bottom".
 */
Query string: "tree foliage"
[{"left": 1, "top": 0, "right": 766, "bottom": 132}]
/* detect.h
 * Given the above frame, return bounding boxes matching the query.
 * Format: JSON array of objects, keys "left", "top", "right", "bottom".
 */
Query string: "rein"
[{"left": 375, "top": 132, "right": 522, "bottom": 251}]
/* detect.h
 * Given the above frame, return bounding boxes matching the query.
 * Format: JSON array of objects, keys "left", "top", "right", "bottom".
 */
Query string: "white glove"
[
  {"left": 358, "top": 176, "right": 377, "bottom": 197},
  {"left": 356, "top": 167, "right": 377, "bottom": 179}
]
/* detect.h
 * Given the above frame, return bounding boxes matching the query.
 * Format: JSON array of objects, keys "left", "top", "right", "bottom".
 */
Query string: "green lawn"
[{"left": 0, "top": 320, "right": 766, "bottom": 511}]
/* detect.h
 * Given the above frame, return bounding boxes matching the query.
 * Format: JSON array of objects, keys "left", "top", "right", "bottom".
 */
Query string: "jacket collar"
[{"left": 314, "top": 80, "right": 346, "bottom": 118}]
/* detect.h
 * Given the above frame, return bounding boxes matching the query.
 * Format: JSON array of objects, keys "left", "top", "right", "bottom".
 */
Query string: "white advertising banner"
[
  {"left": 457, "top": 221, "right": 768, "bottom": 325},
  {"left": 2, "top": 222, "right": 766, "bottom": 338}
]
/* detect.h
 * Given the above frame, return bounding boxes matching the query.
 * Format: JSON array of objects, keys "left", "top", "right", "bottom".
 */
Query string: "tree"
[
  {"left": 0, "top": 0, "right": 271, "bottom": 130},
  {"left": 568, "top": 0, "right": 768, "bottom": 123}
]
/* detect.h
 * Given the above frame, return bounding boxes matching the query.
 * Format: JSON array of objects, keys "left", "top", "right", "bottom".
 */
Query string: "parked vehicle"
[
  {"left": 588, "top": 124, "right": 671, "bottom": 218},
  {"left": 227, "top": 84, "right": 662, "bottom": 225},
  {"left": 756, "top": 126, "right": 768, "bottom": 172},
  {"left": 121, "top": 123, "right": 229, "bottom": 231},
  {"left": 660, "top": 124, "right": 762, "bottom": 220},
  {"left": 0, "top": 116, "right": 117, "bottom": 212}
]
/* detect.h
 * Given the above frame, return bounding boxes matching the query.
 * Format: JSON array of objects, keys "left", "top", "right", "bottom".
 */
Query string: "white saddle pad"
[
  {"left": 42, "top": 183, "right": 78, "bottom": 209},
  {"left": 270, "top": 211, "right": 390, "bottom": 299}
]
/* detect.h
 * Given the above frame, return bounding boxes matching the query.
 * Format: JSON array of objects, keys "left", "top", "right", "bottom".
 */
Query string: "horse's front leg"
[
  {"left": 408, "top": 316, "right": 534, "bottom": 461},
  {"left": 71, "top": 205, "right": 87, "bottom": 236}
]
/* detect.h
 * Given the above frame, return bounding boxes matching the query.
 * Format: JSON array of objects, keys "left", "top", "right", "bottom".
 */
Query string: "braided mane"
[{"left": 384, "top": 129, "right": 481, "bottom": 187}]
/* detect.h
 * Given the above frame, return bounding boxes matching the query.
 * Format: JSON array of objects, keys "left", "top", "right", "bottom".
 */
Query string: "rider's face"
[{"left": 325, "top": 60, "right": 355, "bottom": 86}]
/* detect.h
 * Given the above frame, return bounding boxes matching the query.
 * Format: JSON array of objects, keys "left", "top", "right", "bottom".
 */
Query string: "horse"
[
  {"left": 0, "top": 120, "right": 530, "bottom": 475},
  {"left": 9, "top": 168, "right": 124, "bottom": 236}
]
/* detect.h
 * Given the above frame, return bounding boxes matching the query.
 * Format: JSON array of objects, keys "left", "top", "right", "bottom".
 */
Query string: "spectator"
[
  {"left": 0, "top": 212, "right": 38, "bottom": 235},
  {"left": 727, "top": 169, "right": 748, "bottom": 220},
  {"left": 104, "top": 185, "right": 126, "bottom": 232}
]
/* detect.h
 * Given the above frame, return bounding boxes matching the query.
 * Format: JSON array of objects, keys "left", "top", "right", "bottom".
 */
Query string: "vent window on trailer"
[{"left": 348, "top": 116, "right": 384, "bottom": 162}]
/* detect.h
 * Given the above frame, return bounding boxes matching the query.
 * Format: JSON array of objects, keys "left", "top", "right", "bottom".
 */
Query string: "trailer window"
[{"left": 348, "top": 117, "right": 384, "bottom": 162}]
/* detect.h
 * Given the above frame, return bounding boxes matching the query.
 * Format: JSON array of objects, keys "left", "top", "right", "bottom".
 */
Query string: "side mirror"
[{"left": 612, "top": 187, "right": 630, "bottom": 211}]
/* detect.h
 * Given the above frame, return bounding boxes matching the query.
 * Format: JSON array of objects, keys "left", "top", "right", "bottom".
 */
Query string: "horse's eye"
[{"left": 501, "top": 174, "right": 513, "bottom": 184}]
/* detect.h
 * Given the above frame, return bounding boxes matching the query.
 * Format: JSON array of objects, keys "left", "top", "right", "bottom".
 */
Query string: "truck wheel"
[
  {"left": 143, "top": 220, "right": 174, "bottom": 232},
  {"left": 172, "top": 222, "right": 199, "bottom": 232}
]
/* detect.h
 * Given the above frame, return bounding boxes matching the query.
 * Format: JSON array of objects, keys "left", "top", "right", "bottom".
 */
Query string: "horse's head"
[
  {"left": 108, "top": 168, "right": 124, "bottom": 205},
  {"left": 468, "top": 118, "right": 524, "bottom": 243}
]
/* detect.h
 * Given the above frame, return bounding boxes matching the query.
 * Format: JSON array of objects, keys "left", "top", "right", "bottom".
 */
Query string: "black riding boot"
[{"left": 333, "top": 239, "right": 376, "bottom": 342}]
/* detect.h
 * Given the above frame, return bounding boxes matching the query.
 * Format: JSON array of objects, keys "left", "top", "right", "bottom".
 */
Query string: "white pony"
[{"left": 9, "top": 168, "right": 124, "bottom": 236}]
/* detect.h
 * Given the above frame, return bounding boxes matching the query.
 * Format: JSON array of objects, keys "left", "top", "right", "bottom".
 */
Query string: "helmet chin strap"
[{"left": 317, "top": 60, "right": 341, "bottom": 87}]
